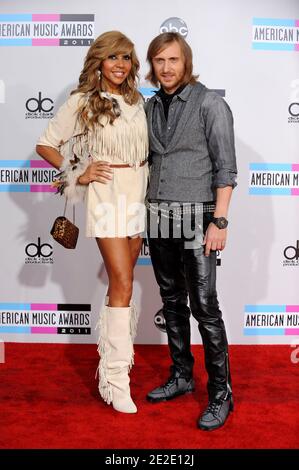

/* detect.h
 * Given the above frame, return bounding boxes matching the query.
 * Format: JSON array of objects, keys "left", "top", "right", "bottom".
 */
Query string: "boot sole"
[
  {"left": 197, "top": 415, "right": 229, "bottom": 431},
  {"left": 146, "top": 388, "right": 195, "bottom": 403},
  {"left": 198, "top": 421, "right": 225, "bottom": 431}
]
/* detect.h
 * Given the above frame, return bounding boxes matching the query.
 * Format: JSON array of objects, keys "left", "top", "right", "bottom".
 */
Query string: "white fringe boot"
[
  {"left": 97, "top": 306, "right": 137, "bottom": 413},
  {"left": 105, "top": 296, "right": 140, "bottom": 346}
]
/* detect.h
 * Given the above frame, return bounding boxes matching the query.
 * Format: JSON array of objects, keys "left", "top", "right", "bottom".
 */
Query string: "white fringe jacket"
[{"left": 37, "top": 92, "right": 149, "bottom": 204}]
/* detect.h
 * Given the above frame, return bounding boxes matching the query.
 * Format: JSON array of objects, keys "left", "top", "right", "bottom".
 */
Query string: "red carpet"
[{"left": 0, "top": 344, "right": 298, "bottom": 449}]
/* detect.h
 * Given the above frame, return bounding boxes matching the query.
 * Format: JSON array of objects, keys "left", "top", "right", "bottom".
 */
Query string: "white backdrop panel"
[{"left": 0, "top": 0, "right": 298, "bottom": 345}]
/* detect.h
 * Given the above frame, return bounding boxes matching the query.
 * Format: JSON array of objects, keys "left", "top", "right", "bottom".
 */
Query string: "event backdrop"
[{"left": 0, "top": 0, "right": 298, "bottom": 345}]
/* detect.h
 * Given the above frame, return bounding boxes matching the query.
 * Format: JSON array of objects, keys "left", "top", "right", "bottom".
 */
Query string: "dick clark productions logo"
[
  {"left": 25, "top": 92, "right": 54, "bottom": 119},
  {"left": 25, "top": 237, "right": 53, "bottom": 264},
  {"left": 283, "top": 240, "right": 299, "bottom": 266}
]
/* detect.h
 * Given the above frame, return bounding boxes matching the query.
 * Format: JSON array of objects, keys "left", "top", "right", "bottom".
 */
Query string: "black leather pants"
[{"left": 148, "top": 211, "right": 232, "bottom": 399}]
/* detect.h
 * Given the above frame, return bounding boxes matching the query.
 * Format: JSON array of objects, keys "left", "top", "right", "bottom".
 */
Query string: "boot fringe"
[
  {"left": 130, "top": 301, "right": 140, "bottom": 342},
  {"left": 95, "top": 306, "right": 113, "bottom": 405},
  {"left": 129, "top": 301, "right": 140, "bottom": 370}
]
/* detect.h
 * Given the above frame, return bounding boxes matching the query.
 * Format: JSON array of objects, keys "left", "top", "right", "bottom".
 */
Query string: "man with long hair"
[{"left": 145, "top": 32, "right": 237, "bottom": 430}]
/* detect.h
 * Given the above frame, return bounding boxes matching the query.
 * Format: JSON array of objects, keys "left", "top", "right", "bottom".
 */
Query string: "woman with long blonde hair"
[{"left": 36, "top": 31, "right": 149, "bottom": 414}]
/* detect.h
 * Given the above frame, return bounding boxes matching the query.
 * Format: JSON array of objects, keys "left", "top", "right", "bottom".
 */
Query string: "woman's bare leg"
[
  {"left": 128, "top": 236, "right": 143, "bottom": 267},
  {"left": 96, "top": 237, "right": 133, "bottom": 307},
  {"left": 101, "top": 236, "right": 143, "bottom": 302}
]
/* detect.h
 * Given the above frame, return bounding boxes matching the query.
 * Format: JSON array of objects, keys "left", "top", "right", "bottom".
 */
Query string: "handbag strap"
[{"left": 63, "top": 198, "right": 76, "bottom": 224}]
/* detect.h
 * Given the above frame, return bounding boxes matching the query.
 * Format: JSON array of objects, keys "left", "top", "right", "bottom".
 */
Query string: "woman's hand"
[{"left": 78, "top": 161, "right": 113, "bottom": 185}]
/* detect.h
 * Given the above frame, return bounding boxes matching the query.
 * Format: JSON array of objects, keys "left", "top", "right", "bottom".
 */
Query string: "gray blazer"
[{"left": 146, "top": 82, "right": 237, "bottom": 202}]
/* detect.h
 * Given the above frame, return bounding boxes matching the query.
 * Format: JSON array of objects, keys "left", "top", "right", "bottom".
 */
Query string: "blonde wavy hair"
[{"left": 72, "top": 31, "right": 140, "bottom": 128}]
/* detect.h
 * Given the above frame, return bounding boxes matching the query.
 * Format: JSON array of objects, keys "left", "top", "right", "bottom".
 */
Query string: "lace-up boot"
[
  {"left": 146, "top": 367, "right": 195, "bottom": 403},
  {"left": 197, "top": 390, "right": 234, "bottom": 431}
]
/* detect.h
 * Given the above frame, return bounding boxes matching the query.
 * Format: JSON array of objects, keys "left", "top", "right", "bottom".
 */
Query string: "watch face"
[{"left": 214, "top": 217, "right": 228, "bottom": 229}]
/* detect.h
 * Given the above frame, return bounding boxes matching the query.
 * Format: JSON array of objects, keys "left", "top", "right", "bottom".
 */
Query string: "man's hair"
[{"left": 146, "top": 32, "right": 198, "bottom": 87}]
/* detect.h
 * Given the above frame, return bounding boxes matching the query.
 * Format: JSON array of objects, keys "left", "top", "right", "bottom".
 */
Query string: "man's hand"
[
  {"left": 203, "top": 223, "right": 227, "bottom": 257},
  {"left": 78, "top": 161, "right": 113, "bottom": 185}
]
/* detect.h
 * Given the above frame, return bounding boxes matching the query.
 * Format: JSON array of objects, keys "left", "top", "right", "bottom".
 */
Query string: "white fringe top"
[{"left": 37, "top": 92, "right": 149, "bottom": 167}]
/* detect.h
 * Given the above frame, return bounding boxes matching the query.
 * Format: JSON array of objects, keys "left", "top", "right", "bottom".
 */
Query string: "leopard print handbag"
[{"left": 50, "top": 198, "right": 79, "bottom": 249}]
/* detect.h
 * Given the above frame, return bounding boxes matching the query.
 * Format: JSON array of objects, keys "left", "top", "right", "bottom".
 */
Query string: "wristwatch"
[{"left": 211, "top": 217, "right": 228, "bottom": 229}]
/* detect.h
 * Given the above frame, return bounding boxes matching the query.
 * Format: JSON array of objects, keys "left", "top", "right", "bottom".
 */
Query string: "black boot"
[
  {"left": 147, "top": 300, "right": 195, "bottom": 403},
  {"left": 147, "top": 231, "right": 195, "bottom": 403},
  {"left": 197, "top": 389, "right": 234, "bottom": 431},
  {"left": 182, "top": 244, "right": 234, "bottom": 430},
  {"left": 196, "top": 319, "right": 233, "bottom": 430},
  {"left": 147, "top": 366, "right": 195, "bottom": 403}
]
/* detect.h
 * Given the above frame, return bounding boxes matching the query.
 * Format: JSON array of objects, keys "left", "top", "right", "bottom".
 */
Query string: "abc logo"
[
  {"left": 26, "top": 92, "right": 54, "bottom": 113},
  {"left": 160, "top": 17, "right": 188, "bottom": 38},
  {"left": 154, "top": 309, "right": 166, "bottom": 333}
]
